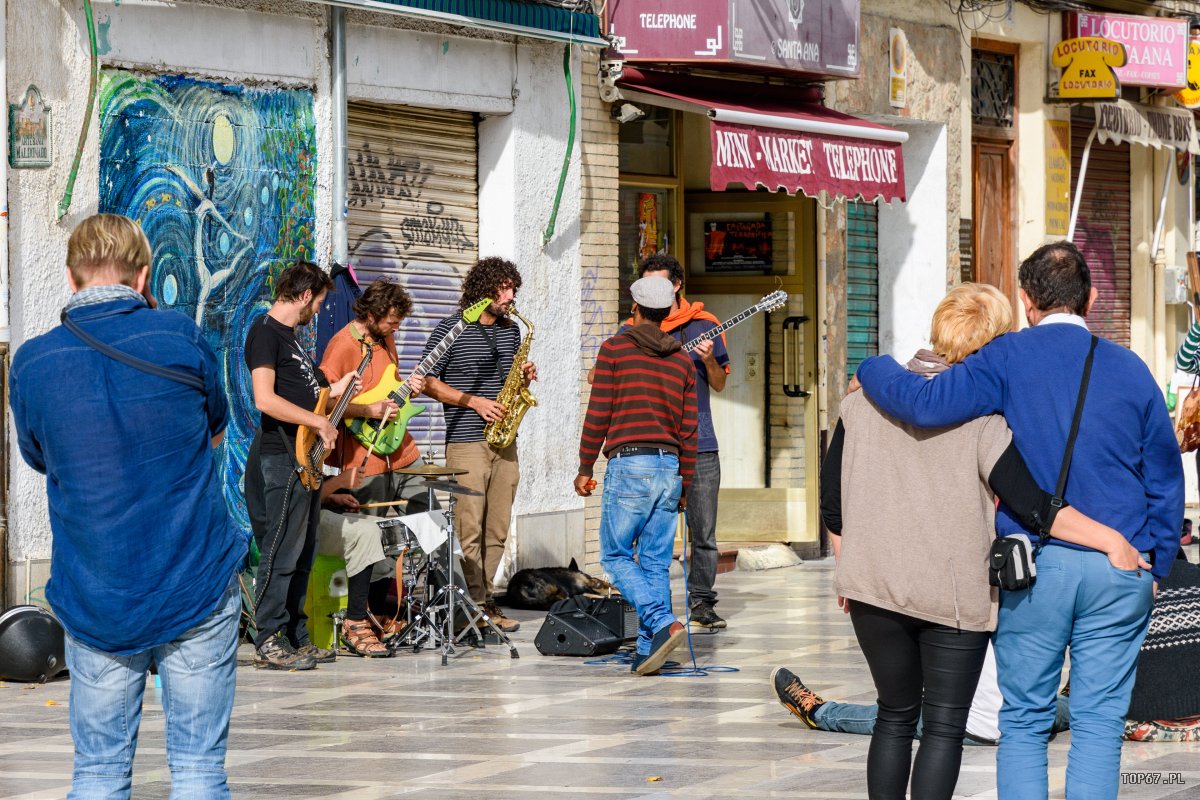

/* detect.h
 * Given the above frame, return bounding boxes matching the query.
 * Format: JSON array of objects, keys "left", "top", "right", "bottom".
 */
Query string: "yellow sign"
[
  {"left": 889, "top": 28, "right": 907, "bottom": 109},
  {"left": 1045, "top": 120, "right": 1071, "bottom": 236},
  {"left": 1052, "top": 37, "right": 1125, "bottom": 99},
  {"left": 1173, "top": 38, "right": 1200, "bottom": 108}
]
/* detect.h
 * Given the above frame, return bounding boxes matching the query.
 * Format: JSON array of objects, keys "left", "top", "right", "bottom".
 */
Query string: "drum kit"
[{"left": 338, "top": 457, "right": 519, "bottom": 665}]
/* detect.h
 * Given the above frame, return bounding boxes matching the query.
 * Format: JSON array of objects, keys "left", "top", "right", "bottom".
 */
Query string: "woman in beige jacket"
[{"left": 817, "top": 284, "right": 1145, "bottom": 800}]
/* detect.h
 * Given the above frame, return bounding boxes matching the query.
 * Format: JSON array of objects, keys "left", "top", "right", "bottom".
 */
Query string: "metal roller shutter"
[
  {"left": 347, "top": 102, "right": 479, "bottom": 447},
  {"left": 846, "top": 201, "right": 879, "bottom": 376},
  {"left": 1071, "top": 109, "right": 1131, "bottom": 348}
]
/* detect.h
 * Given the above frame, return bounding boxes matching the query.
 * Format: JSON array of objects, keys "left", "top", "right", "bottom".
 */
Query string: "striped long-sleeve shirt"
[
  {"left": 579, "top": 324, "right": 699, "bottom": 491},
  {"left": 1177, "top": 320, "right": 1200, "bottom": 373}
]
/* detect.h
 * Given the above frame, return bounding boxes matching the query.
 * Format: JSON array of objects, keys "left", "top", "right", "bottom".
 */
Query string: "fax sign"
[{"left": 9, "top": 85, "right": 51, "bottom": 169}]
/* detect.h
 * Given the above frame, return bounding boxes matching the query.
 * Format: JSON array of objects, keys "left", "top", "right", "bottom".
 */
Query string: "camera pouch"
[{"left": 988, "top": 533, "right": 1037, "bottom": 590}]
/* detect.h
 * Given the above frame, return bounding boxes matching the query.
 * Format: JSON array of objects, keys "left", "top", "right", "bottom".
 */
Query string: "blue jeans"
[
  {"left": 995, "top": 546, "right": 1154, "bottom": 800},
  {"left": 64, "top": 573, "right": 240, "bottom": 799},
  {"left": 598, "top": 453, "right": 682, "bottom": 655},
  {"left": 814, "top": 697, "right": 1070, "bottom": 744}
]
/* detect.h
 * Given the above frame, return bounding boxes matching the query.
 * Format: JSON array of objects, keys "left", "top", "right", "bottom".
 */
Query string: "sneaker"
[
  {"left": 630, "top": 652, "right": 659, "bottom": 676},
  {"left": 481, "top": 603, "right": 520, "bottom": 633},
  {"left": 254, "top": 634, "right": 317, "bottom": 671},
  {"left": 294, "top": 641, "right": 336, "bottom": 664},
  {"left": 636, "top": 620, "right": 686, "bottom": 675},
  {"left": 689, "top": 603, "right": 727, "bottom": 630},
  {"left": 772, "top": 666, "right": 825, "bottom": 729}
]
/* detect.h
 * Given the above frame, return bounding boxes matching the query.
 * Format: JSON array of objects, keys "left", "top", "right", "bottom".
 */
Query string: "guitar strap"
[{"left": 61, "top": 312, "right": 204, "bottom": 391}]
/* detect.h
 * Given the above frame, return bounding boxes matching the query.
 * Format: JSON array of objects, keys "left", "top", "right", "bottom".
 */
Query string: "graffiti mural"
[{"left": 98, "top": 69, "right": 318, "bottom": 530}]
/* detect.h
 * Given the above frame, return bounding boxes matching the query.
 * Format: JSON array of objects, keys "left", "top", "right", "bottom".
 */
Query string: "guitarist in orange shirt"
[{"left": 319, "top": 279, "right": 430, "bottom": 656}]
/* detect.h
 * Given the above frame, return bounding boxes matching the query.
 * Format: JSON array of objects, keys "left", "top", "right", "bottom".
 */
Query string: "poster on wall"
[
  {"left": 637, "top": 192, "right": 660, "bottom": 260},
  {"left": 1045, "top": 120, "right": 1071, "bottom": 236},
  {"left": 703, "top": 218, "right": 773, "bottom": 272},
  {"left": 889, "top": 28, "right": 908, "bottom": 109},
  {"left": 9, "top": 85, "right": 51, "bottom": 168}
]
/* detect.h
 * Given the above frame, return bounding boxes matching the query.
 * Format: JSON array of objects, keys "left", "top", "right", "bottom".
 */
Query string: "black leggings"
[{"left": 849, "top": 601, "right": 990, "bottom": 800}]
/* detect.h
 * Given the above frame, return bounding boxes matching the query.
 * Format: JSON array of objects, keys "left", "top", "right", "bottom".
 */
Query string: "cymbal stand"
[{"left": 422, "top": 488, "right": 519, "bottom": 664}]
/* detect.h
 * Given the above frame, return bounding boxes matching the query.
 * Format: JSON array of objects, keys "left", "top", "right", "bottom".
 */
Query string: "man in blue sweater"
[
  {"left": 10, "top": 214, "right": 246, "bottom": 797},
  {"left": 854, "top": 241, "right": 1182, "bottom": 800}
]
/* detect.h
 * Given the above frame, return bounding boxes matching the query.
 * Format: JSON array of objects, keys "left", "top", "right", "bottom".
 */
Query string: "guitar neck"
[
  {"left": 388, "top": 317, "right": 469, "bottom": 403},
  {"left": 308, "top": 349, "right": 372, "bottom": 466},
  {"left": 683, "top": 306, "right": 762, "bottom": 351}
]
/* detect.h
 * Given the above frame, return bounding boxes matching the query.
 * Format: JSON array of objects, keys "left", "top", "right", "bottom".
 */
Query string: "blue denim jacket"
[{"left": 10, "top": 298, "right": 248, "bottom": 654}]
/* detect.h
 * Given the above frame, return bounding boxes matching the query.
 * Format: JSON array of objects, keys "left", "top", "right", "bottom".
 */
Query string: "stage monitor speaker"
[
  {"left": 535, "top": 596, "right": 625, "bottom": 657},
  {"left": 0, "top": 605, "right": 66, "bottom": 683}
]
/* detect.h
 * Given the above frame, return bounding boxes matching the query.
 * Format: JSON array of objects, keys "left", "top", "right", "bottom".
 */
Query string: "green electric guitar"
[{"left": 346, "top": 298, "right": 491, "bottom": 455}]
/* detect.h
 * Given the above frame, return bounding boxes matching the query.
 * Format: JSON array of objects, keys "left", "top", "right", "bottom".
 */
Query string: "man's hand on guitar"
[
  {"left": 468, "top": 395, "right": 507, "bottom": 423},
  {"left": 367, "top": 399, "right": 398, "bottom": 420},
  {"left": 329, "top": 372, "right": 360, "bottom": 400},
  {"left": 407, "top": 374, "right": 426, "bottom": 395},
  {"left": 316, "top": 418, "right": 338, "bottom": 451},
  {"left": 693, "top": 340, "right": 716, "bottom": 363}
]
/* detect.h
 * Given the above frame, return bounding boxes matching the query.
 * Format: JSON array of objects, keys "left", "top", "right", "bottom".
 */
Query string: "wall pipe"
[
  {"left": 1066, "top": 126, "right": 1098, "bottom": 243},
  {"left": 330, "top": 5, "right": 349, "bottom": 266},
  {"left": 0, "top": 0, "right": 9, "bottom": 344},
  {"left": 1149, "top": 153, "right": 1172, "bottom": 268}
]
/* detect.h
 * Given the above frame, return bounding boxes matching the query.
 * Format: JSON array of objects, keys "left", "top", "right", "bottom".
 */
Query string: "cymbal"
[
  {"left": 421, "top": 479, "right": 483, "bottom": 496},
  {"left": 394, "top": 463, "right": 470, "bottom": 477}
]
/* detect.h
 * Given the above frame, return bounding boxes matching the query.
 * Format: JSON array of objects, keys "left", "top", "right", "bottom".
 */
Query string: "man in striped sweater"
[{"left": 575, "top": 275, "right": 699, "bottom": 675}]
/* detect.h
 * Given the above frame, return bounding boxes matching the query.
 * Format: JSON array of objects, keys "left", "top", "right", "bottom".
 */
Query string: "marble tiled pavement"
[{"left": 3, "top": 557, "right": 1199, "bottom": 799}]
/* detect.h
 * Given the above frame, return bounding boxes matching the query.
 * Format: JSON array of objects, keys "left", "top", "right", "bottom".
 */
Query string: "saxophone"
[{"left": 484, "top": 306, "right": 537, "bottom": 449}]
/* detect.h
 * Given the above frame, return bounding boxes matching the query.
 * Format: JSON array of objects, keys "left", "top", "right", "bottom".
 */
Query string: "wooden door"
[{"left": 972, "top": 139, "right": 1016, "bottom": 302}]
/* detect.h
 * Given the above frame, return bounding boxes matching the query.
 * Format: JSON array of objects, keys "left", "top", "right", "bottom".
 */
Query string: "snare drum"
[{"left": 378, "top": 518, "right": 421, "bottom": 558}]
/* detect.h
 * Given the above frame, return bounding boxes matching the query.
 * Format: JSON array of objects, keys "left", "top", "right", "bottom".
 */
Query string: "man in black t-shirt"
[
  {"left": 421, "top": 257, "right": 537, "bottom": 633},
  {"left": 244, "top": 261, "right": 357, "bottom": 670}
]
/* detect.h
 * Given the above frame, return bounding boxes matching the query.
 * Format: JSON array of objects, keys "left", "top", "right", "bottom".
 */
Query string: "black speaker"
[
  {"left": 0, "top": 605, "right": 67, "bottom": 683},
  {"left": 535, "top": 596, "right": 625, "bottom": 656}
]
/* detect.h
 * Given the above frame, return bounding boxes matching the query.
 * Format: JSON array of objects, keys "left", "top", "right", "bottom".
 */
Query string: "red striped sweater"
[{"left": 579, "top": 324, "right": 699, "bottom": 491}]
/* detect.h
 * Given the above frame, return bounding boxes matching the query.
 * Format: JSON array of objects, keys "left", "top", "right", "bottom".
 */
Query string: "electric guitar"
[
  {"left": 347, "top": 298, "right": 491, "bottom": 455},
  {"left": 296, "top": 345, "right": 373, "bottom": 491},
  {"left": 681, "top": 290, "right": 789, "bottom": 351}
]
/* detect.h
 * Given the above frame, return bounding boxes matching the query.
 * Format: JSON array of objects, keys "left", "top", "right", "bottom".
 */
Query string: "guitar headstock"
[
  {"left": 757, "top": 290, "right": 789, "bottom": 313},
  {"left": 462, "top": 298, "right": 492, "bottom": 324}
]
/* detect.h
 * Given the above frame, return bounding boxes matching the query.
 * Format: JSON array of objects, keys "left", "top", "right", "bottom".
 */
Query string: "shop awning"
[
  {"left": 619, "top": 67, "right": 909, "bottom": 203},
  {"left": 1092, "top": 100, "right": 1199, "bottom": 154},
  {"left": 1068, "top": 99, "right": 1199, "bottom": 246},
  {"left": 308, "top": 0, "right": 606, "bottom": 46}
]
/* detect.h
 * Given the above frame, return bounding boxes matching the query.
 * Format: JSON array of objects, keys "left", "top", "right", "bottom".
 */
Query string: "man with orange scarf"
[{"left": 594, "top": 255, "right": 731, "bottom": 628}]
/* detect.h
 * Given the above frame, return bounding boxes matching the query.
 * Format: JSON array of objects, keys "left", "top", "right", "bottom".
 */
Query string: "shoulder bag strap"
[
  {"left": 1037, "top": 334, "right": 1099, "bottom": 552},
  {"left": 61, "top": 312, "right": 205, "bottom": 391}
]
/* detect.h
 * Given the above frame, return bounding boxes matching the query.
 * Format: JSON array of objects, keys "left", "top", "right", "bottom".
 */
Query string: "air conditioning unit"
[{"left": 1165, "top": 265, "right": 1190, "bottom": 305}]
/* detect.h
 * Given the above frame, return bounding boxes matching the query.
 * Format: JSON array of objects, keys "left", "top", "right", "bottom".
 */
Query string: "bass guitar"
[
  {"left": 296, "top": 345, "right": 373, "bottom": 491},
  {"left": 347, "top": 297, "right": 491, "bottom": 455},
  {"left": 681, "top": 290, "right": 789, "bottom": 351}
]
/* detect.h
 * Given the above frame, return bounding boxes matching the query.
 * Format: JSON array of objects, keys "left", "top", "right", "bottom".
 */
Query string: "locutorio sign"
[
  {"left": 1052, "top": 37, "right": 1126, "bottom": 99},
  {"left": 1067, "top": 12, "right": 1188, "bottom": 88}
]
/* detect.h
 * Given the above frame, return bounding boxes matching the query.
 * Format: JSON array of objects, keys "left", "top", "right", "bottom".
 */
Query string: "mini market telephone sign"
[{"left": 1053, "top": 37, "right": 1125, "bottom": 99}]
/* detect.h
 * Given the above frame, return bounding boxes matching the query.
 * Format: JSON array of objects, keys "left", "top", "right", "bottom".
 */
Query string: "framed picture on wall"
[{"left": 688, "top": 209, "right": 792, "bottom": 279}]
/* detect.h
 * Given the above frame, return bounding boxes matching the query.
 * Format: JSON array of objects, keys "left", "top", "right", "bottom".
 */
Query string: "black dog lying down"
[{"left": 501, "top": 559, "right": 619, "bottom": 610}]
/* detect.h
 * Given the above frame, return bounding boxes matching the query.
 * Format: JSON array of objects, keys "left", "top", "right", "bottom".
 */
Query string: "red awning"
[{"left": 619, "top": 68, "right": 908, "bottom": 203}]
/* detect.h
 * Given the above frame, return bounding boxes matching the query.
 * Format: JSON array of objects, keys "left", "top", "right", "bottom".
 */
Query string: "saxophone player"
[{"left": 420, "top": 257, "right": 537, "bottom": 633}]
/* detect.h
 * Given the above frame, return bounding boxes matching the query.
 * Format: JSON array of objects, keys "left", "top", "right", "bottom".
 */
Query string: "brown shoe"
[{"left": 481, "top": 602, "right": 520, "bottom": 633}]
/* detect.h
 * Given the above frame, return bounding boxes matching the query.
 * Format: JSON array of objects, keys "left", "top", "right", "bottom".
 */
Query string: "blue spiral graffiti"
[{"left": 98, "top": 70, "right": 317, "bottom": 530}]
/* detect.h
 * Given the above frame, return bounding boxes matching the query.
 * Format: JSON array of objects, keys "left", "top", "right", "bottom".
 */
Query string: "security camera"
[{"left": 611, "top": 103, "right": 644, "bottom": 123}]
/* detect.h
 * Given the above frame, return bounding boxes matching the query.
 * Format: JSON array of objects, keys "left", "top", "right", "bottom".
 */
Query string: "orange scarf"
[{"left": 624, "top": 298, "right": 727, "bottom": 345}]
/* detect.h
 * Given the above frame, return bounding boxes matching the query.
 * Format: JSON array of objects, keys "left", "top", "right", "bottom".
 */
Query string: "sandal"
[{"left": 340, "top": 618, "right": 390, "bottom": 658}]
